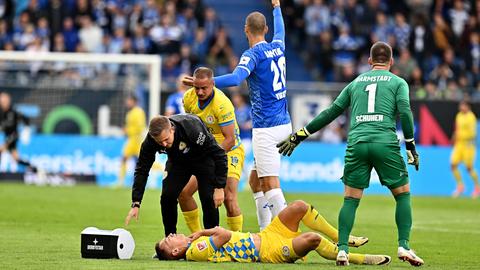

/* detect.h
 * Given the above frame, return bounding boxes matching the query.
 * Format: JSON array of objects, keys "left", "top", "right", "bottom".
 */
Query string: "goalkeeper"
[
  {"left": 154, "top": 200, "right": 388, "bottom": 265},
  {"left": 277, "top": 42, "right": 423, "bottom": 266}
]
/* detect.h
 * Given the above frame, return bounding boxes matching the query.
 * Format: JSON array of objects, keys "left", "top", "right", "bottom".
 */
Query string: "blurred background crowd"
[{"left": 0, "top": 0, "right": 479, "bottom": 101}]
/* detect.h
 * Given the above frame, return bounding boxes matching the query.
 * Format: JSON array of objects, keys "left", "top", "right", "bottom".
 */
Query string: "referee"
[{"left": 125, "top": 114, "right": 227, "bottom": 236}]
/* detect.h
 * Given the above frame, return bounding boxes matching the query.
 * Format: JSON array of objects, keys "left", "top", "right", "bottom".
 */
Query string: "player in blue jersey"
[
  {"left": 164, "top": 74, "right": 188, "bottom": 116},
  {"left": 184, "top": 0, "right": 290, "bottom": 230}
]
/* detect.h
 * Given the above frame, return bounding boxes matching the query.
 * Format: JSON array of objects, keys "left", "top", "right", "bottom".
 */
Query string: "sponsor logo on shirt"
[
  {"left": 196, "top": 241, "right": 208, "bottom": 251},
  {"left": 282, "top": 246, "right": 290, "bottom": 257},
  {"left": 239, "top": 56, "right": 251, "bottom": 65}
]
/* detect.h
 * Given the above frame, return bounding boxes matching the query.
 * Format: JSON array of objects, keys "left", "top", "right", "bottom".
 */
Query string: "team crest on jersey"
[
  {"left": 179, "top": 142, "right": 187, "bottom": 151},
  {"left": 230, "top": 156, "right": 238, "bottom": 167},
  {"left": 206, "top": 115, "right": 215, "bottom": 124},
  {"left": 196, "top": 241, "right": 208, "bottom": 251},
  {"left": 282, "top": 246, "right": 290, "bottom": 257}
]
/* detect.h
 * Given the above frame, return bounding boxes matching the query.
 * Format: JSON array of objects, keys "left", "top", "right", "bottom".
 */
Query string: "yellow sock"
[
  {"left": 302, "top": 203, "right": 338, "bottom": 242},
  {"left": 118, "top": 162, "right": 126, "bottom": 184},
  {"left": 470, "top": 170, "right": 479, "bottom": 185},
  {"left": 349, "top": 253, "right": 366, "bottom": 265},
  {"left": 315, "top": 235, "right": 338, "bottom": 260},
  {"left": 182, "top": 208, "right": 201, "bottom": 233},
  {"left": 453, "top": 168, "right": 463, "bottom": 184},
  {"left": 226, "top": 215, "right": 243, "bottom": 231},
  {"left": 315, "top": 236, "right": 366, "bottom": 264}
]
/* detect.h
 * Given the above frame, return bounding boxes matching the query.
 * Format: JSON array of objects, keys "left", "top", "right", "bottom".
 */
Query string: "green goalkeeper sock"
[
  {"left": 395, "top": 192, "right": 412, "bottom": 250},
  {"left": 338, "top": 197, "right": 360, "bottom": 253}
]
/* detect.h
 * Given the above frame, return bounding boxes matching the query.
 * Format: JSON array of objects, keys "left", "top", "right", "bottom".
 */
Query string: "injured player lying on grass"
[{"left": 154, "top": 200, "right": 390, "bottom": 265}]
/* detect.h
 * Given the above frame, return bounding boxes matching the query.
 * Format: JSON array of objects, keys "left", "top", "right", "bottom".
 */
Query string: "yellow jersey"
[
  {"left": 125, "top": 106, "right": 146, "bottom": 140},
  {"left": 183, "top": 87, "right": 241, "bottom": 150},
  {"left": 454, "top": 111, "right": 476, "bottom": 144},
  {"left": 186, "top": 232, "right": 259, "bottom": 262}
]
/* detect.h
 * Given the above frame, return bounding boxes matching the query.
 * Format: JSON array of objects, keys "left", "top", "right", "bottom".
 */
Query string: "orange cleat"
[
  {"left": 452, "top": 184, "right": 465, "bottom": 198},
  {"left": 472, "top": 186, "right": 480, "bottom": 199}
]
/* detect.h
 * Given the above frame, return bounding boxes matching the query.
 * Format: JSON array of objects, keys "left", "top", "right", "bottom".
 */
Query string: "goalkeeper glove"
[
  {"left": 276, "top": 127, "right": 310, "bottom": 156},
  {"left": 405, "top": 139, "right": 419, "bottom": 171}
]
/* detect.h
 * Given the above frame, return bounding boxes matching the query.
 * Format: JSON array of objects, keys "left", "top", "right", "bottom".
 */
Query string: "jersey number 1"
[
  {"left": 271, "top": 56, "right": 286, "bottom": 91},
  {"left": 365, "top": 83, "right": 377, "bottom": 113}
]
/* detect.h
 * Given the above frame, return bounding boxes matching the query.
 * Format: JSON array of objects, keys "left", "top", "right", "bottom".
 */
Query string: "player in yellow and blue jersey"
[
  {"left": 451, "top": 101, "right": 479, "bottom": 198},
  {"left": 154, "top": 200, "right": 384, "bottom": 265},
  {"left": 117, "top": 95, "right": 146, "bottom": 186},
  {"left": 178, "top": 67, "right": 245, "bottom": 232}
]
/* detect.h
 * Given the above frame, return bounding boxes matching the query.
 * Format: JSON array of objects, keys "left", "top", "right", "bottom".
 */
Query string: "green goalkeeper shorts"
[{"left": 342, "top": 142, "right": 409, "bottom": 189}]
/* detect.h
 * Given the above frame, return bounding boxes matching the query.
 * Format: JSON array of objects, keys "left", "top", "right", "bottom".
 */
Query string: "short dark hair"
[
  {"left": 154, "top": 241, "right": 169, "bottom": 260},
  {"left": 370, "top": 41, "right": 392, "bottom": 64},
  {"left": 148, "top": 116, "right": 171, "bottom": 138},
  {"left": 246, "top": 12, "right": 266, "bottom": 35},
  {"left": 193, "top": 67, "right": 213, "bottom": 79},
  {"left": 460, "top": 100, "right": 471, "bottom": 108},
  {"left": 126, "top": 93, "right": 138, "bottom": 103}
]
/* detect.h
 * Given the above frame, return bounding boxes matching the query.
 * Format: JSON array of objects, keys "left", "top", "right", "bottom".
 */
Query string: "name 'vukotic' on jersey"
[{"left": 237, "top": 41, "right": 291, "bottom": 128}]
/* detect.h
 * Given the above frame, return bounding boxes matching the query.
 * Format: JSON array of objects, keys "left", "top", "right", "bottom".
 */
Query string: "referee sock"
[
  {"left": 253, "top": 192, "right": 271, "bottom": 230},
  {"left": 226, "top": 214, "right": 243, "bottom": 231},
  {"left": 338, "top": 197, "right": 360, "bottom": 253},
  {"left": 119, "top": 162, "right": 127, "bottom": 183},
  {"left": 265, "top": 188, "right": 287, "bottom": 217},
  {"left": 395, "top": 192, "right": 412, "bottom": 250},
  {"left": 302, "top": 203, "right": 338, "bottom": 242},
  {"left": 315, "top": 235, "right": 365, "bottom": 264},
  {"left": 182, "top": 208, "right": 202, "bottom": 233}
]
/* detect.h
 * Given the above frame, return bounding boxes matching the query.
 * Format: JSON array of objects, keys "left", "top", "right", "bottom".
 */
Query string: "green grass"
[{"left": 0, "top": 182, "right": 479, "bottom": 269}]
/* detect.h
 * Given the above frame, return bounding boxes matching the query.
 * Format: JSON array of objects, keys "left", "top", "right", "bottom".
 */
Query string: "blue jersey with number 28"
[
  {"left": 213, "top": 7, "right": 290, "bottom": 129},
  {"left": 238, "top": 40, "right": 290, "bottom": 128}
]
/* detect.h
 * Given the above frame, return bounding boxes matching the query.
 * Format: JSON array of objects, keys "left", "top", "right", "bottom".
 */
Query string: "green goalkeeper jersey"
[{"left": 333, "top": 69, "right": 414, "bottom": 145}]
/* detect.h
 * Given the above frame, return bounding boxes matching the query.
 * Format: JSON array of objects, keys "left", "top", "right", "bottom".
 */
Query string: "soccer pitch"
[{"left": 0, "top": 182, "right": 478, "bottom": 269}]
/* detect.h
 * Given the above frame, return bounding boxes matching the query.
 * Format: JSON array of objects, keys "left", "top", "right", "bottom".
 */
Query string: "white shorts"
[{"left": 252, "top": 123, "right": 292, "bottom": 177}]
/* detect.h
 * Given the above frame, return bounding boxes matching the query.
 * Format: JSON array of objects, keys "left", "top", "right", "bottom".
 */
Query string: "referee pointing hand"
[{"left": 125, "top": 114, "right": 227, "bottom": 236}]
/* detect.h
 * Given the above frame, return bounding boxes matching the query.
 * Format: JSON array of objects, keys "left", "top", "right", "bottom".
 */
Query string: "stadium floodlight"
[{"left": 0, "top": 51, "right": 162, "bottom": 131}]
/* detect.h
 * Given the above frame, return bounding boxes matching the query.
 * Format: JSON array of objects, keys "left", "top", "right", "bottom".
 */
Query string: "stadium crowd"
[
  {"left": 0, "top": 0, "right": 236, "bottom": 89},
  {"left": 0, "top": 0, "right": 479, "bottom": 101},
  {"left": 281, "top": 0, "right": 480, "bottom": 101}
]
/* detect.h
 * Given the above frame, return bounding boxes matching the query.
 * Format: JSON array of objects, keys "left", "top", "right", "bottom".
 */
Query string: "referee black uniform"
[{"left": 131, "top": 114, "right": 228, "bottom": 236}]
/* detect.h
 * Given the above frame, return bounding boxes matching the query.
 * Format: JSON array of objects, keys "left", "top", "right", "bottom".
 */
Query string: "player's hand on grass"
[
  {"left": 125, "top": 206, "right": 140, "bottom": 226},
  {"left": 272, "top": 0, "right": 281, "bottom": 8},
  {"left": 405, "top": 140, "right": 419, "bottom": 171},
  {"left": 182, "top": 75, "right": 194, "bottom": 87},
  {"left": 213, "top": 188, "right": 224, "bottom": 208},
  {"left": 276, "top": 127, "right": 309, "bottom": 156}
]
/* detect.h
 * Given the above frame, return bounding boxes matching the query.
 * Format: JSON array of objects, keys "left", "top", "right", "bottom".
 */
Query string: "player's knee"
[
  {"left": 451, "top": 164, "right": 457, "bottom": 170},
  {"left": 304, "top": 232, "right": 321, "bottom": 248},
  {"left": 177, "top": 191, "right": 191, "bottom": 203},
  {"left": 289, "top": 200, "right": 308, "bottom": 214}
]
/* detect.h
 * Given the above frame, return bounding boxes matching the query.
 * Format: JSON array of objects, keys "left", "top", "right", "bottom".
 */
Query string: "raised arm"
[{"left": 272, "top": 0, "right": 285, "bottom": 47}]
